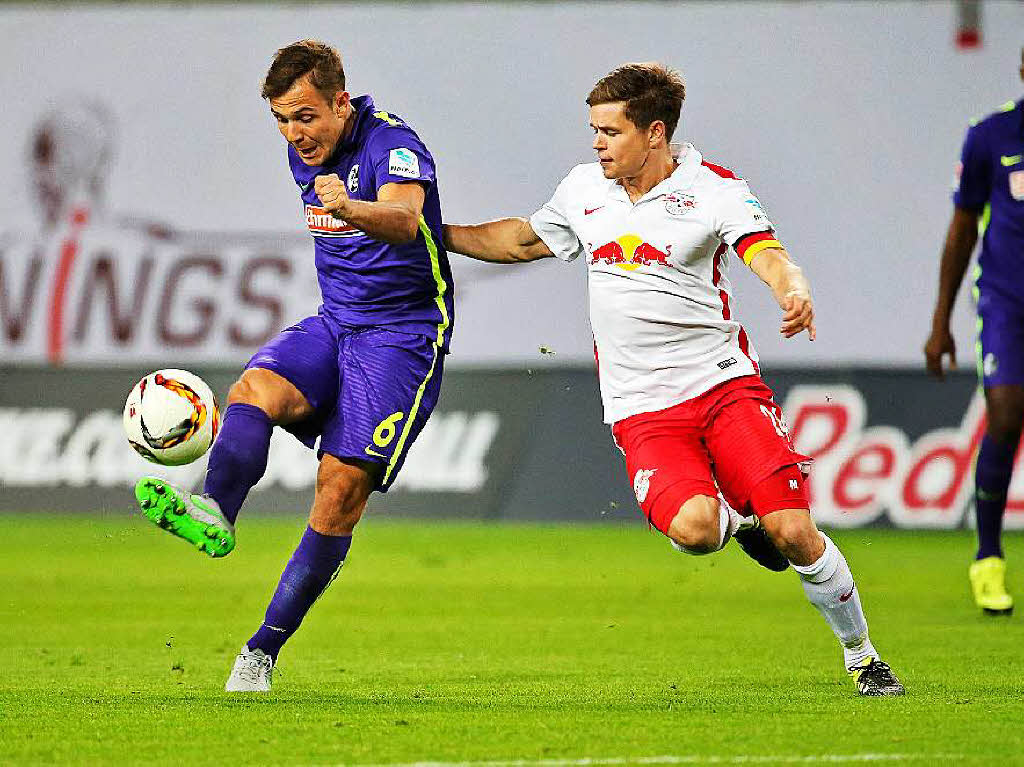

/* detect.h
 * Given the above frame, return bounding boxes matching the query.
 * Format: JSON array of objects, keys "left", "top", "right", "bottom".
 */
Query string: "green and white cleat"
[{"left": 134, "top": 477, "right": 235, "bottom": 558}]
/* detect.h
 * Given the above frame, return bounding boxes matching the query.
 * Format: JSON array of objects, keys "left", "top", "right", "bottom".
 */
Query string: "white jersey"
[{"left": 529, "top": 144, "right": 783, "bottom": 424}]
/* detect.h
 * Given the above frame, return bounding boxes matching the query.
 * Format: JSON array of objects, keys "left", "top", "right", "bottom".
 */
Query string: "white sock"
[
  {"left": 792, "top": 534, "right": 877, "bottom": 668},
  {"left": 720, "top": 498, "right": 744, "bottom": 546},
  {"left": 670, "top": 498, "right": 743, "bottom": 556}
]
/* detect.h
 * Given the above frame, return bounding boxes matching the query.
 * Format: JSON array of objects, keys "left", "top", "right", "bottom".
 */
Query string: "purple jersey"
[
  {"left": 288, "top": 95, "right": 454, "bottom": 348},
  {"left": 953, "top": 98, "right": 1024, "bottom": 307}
]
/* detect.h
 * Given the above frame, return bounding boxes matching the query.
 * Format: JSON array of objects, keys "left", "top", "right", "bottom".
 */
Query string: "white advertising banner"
[
  {"left": 1, "top": 2, "right": 1022, "bottom": 367},
  {"left": 0, "top": 366, "right": 1019, "bottom": 529}
]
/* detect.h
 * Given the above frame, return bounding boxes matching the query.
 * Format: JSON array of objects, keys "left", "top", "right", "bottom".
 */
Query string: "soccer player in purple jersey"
[
  {"left": 926, "top": 48, "right": 1024, "bottom": 616},
  {"left": 133, "top": 40, "right": 454, "bottom": 690}
]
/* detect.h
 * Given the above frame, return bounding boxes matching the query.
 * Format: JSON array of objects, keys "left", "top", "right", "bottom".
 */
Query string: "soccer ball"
[{"left": 123, "top": 369, "right": 220, "bottom": 466}]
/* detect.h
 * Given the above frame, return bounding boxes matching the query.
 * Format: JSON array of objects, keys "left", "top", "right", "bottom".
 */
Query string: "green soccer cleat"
[
  {"left": 847, "top": 656, "right": 905, "bottom": 697},
  {"left": 969, "top": 556, "right": 1013, "bottom": 615},
  {"left": 134, "top": 477, "right": 235, "bottom": 558}
]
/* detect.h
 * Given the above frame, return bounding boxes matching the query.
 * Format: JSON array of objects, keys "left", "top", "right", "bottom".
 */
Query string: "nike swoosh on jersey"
[
  {"left": 299, "top": 178, "right": 316, "bottom": 191},
  {"left": 1001, "top": 155, "right": 1023, "bottom": 167},
  {"left": 584, "top": 206, "right": 604, "bottom": 215},
  {"left": 364, "top": 446, "right": 388, "bottom": 459},
  {"left": 839, "top": 587, "right": 855, "bottom": 603}
]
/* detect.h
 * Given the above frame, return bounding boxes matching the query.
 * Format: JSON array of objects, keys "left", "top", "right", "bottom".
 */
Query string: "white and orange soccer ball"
[{"left": 123, "top": 369, "right": 220, "bottom": 466}]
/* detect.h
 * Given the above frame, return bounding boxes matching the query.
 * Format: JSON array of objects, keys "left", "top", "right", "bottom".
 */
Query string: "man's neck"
[
  {"left": 338, "top": 102, "right": 357, "bottom": 145},
  {"left": 619, "top": 148, "right": 677, "bottom": 202},
  {"left": 325, "top": 102, "right": 357, "bottom": 163}
]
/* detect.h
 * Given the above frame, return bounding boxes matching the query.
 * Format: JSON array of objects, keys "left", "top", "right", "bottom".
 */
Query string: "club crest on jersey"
[
  {"left": 588, "top": 233, "right": 672, "bottom": 271},
  {"left": 633, "top": 468, "right": 657, "bottom": 504},
  {"left": 665, "top": 191, "right": 696, "bottom": 217},
  {"left": 347, "top": 164, "right": 360, "bottom": 194},
  {"left": 304, "top": 204, "right": 364, "bottom": 238}
]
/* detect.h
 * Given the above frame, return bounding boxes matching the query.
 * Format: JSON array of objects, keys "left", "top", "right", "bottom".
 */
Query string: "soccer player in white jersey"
[{"left": 443, "top": 63, "right": 904, "bottom": 696}]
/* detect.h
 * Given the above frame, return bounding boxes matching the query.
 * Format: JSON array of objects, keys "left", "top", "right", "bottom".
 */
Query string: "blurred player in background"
[
  {"left": 444, "top": 63, "right": 904, "bottom": 696},
  {"left": 133, "top": 40, "right": 453, "bottom": 690},
  {"left": 925, "top": 49, "right": 1024, "bottom": 616}
]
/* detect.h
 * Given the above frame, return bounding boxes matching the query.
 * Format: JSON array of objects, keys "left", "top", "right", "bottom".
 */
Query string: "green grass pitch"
[{"left": 2, "top": 515, "right": 1024, "bottom": 765}]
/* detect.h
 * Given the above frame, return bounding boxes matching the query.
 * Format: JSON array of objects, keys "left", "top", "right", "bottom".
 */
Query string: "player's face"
[
  {"left": 269, "top": 75, "right": 351, "bottom": 166},
  {"left": 589, "top": 102, "right": 659, "bottom": 180}
]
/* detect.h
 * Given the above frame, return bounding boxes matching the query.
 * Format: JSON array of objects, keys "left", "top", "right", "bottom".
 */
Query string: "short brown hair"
[
  {"left": 261, "top": 40, "right": 345, "bottom": 102},
  {"left": 586, "top": 63, "right": 686, "bottom": 140}
]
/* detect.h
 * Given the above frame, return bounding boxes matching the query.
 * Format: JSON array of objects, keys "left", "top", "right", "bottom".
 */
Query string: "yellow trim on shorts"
[{"left": 382, "top": 217, "right": 449, "bottom": 485}]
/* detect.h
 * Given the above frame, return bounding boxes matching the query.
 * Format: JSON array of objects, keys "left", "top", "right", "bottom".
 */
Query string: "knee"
[
  {"left": 226, "top": 369, "right": 310, "bottom": 424},
  {"left": 985, "top": 391, "right": 1024, "bottom": 445},
  {"left": 227, "top": 376, "right": 260, "bottom": 407},
  {"left": 312, "top": 463, "right": 373, "bottom": 535},
  {"left": 764, "top": 511, "right": 823, "bottom": 565},
  {"left": 985, "top": 411, "right": 1022, "bottom": 446},
  {"left": 667, "top": 496, "right": 721, "bottom": 554}
]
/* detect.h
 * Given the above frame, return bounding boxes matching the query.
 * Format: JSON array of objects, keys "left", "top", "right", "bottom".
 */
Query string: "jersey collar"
[
  {"left": 647, "top": 143, "right": 702, "bottom": 198},
  {"left": 605, "top": 143, "right": 703, "bottom": 204}
]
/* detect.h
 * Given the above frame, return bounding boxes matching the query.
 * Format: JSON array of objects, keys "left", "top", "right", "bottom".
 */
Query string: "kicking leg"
[
  {"left": 761, "top": 507, "right": 904, "bottom": 696},
  {"left": 134, "top": 367, "right": 312, "bottom": 557},
  {"left": 226, "top": 455, "right": 374, "bottom": 691},
  {"left": 203, "top": 367, "right": 313, "bottom": 523}
]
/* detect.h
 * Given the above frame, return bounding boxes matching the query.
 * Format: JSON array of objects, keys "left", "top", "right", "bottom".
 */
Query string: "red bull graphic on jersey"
[{"left": 588, "top": 234, "right": 672, "bottom": 271}]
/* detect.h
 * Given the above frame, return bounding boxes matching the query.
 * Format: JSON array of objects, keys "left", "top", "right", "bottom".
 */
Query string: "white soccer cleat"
[{"left": 225, "top": 646, "right": 274, "bottom": 692}]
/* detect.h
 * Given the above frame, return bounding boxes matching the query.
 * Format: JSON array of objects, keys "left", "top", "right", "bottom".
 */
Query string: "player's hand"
[
  {"left": 780, "top": 289, "right": 816, "bottom": 341},
  {"left": 924, "top": 327, "right": 957, "bottom": 379},
  {"left": 314, "top": 174, "right": 350, "bottom": 219}
]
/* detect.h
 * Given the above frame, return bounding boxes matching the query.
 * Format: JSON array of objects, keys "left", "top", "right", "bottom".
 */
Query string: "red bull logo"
[{"left": 588, "top": 234, "right": 672, "bottom": 271}]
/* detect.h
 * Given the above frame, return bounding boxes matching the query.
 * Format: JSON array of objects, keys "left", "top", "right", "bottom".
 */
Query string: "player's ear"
[
  {"left": 332, "top": 90, "right": 350, "bottom": 117},
  {"left": 649, "top": 120, "right": 666, "bottom": 148}
]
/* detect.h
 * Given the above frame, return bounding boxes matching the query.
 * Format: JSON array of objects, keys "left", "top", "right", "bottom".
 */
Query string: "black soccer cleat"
[
  {"left": 733, "top": 520, "right": 789, "bottom": 572},
  {"left": 848, "top": 657, "right": 906, "bottom": 697}
]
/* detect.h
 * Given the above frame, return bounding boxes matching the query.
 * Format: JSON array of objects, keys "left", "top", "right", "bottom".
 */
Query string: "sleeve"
[
  {"left": 528, "top": 172, "right": 586, "bottom": 262},
  {"left": 369, "top": 125, "right": 436, "bottom": 190},
  {"left": 712, "top": 178, "right": 784, "bottom": 265},
  {"left": 952, "top": 123, "right": 991, "bottom": 212}
]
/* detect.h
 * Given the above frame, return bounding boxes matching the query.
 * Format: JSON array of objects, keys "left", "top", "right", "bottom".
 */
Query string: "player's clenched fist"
[{"left": 314, "top": 174, "right": 350, "bottom": 219}]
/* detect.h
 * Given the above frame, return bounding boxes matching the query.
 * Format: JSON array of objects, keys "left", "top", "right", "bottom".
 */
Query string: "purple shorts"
[
  {"left": 246, "top": 314, "right": 446, "bottom": 492},
  {"left": 977, "top": 295, "right": 1024, "bottom": 388}
]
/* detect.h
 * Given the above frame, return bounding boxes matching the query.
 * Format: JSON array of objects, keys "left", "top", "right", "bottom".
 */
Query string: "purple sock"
[
  {"left": 975, "top": 434, "right": 1019, "bottom": 560},
  {"left": 203, "top": 402, "right": 273, "bottom": 524},
  {"left": 248, "top": 526, "right": 351, "bottom": 659}
]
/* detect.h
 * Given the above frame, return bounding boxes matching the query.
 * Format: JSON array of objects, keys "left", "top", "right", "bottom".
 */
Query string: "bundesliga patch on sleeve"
[
  {"left": 744, "top": 197, "right": 769, "bottom": 224},
  {"left": 388, "top": 148, "right": 421, "bottom": 179}
]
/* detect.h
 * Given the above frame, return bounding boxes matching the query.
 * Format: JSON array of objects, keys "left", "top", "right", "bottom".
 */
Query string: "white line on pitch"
[{"left": 350, "top": 753, "right": 964, "bottom": 767}]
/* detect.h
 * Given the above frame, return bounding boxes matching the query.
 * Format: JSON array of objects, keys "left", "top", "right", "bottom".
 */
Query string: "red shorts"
[{"left": 611, "top": 375, "right": 810, "bottom": 534}]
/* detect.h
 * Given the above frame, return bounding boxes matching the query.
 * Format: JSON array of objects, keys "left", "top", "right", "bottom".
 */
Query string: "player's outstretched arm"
[
  {"left": 314, "top": 174, "right": 425, "bottom": 244},
  {"left": 747, "top": 247, "right": 816, "bottom": 341},
  {"left": 924, "top": 206, "right": 980, "bottom": 379},
  {"left": 443, "top": 219, "right": 554, "bottom": 264}
]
